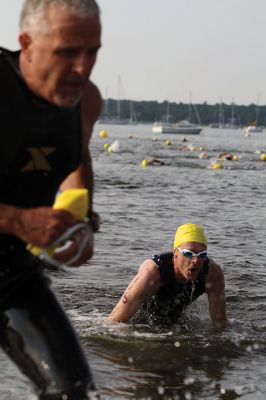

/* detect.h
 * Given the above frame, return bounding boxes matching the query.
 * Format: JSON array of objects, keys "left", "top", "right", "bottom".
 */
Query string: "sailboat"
[
  {"left": 98, "top": 76, "right": 137, "bottom": 125},
  {"left": 244, "top": 96, "right": 263, "bottom": 134},
  {"left": 209, "top": 100, "right": 225, "bottom": 128},
  {"left": 152, "top": 98, "right": 202, "bottom": 135}
]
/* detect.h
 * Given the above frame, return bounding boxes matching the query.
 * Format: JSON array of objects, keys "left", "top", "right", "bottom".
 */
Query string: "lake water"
[{"left": 1, "top": 124, "right": 266, "bottom": 399}]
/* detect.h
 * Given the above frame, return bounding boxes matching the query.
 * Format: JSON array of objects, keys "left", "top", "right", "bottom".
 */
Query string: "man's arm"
[
  {"left": 57, "top": 82, "right": 102, "bottom": 264},
  {"left": 206, "top": 260, "right": 227, "bottom": 328},
  {"left": 0, "top": 204, "right": 75, "bottom": 247},
  {"left": 108, "top": 259, "right": 161, "bottom": 323},
  {"left": 60, "top": 81, "right": 102, "bottom": 215}
]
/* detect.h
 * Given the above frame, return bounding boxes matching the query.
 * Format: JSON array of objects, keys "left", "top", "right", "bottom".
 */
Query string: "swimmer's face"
[
  {"left": 19, "top": 5, "right": 101, "bottom": 107},
  {"left": 174, "top": 242, "right": 207, "bottom": 281}
]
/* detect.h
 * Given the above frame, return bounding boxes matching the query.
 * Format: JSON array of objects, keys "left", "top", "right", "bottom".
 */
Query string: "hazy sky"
[{"left": 2, "top": 0, "right": 266, "bottom": 105}]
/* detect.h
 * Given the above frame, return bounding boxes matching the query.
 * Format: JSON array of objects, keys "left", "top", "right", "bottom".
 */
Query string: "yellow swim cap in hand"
[
  {"left": 52, "top": 188, "right": 88, "bottom": 220},
  {"left": 27, "top": 188, "right": 89, "bottom": 257},
  {"left": 174, "top": 223, "right": 207, "bottom": 250}
]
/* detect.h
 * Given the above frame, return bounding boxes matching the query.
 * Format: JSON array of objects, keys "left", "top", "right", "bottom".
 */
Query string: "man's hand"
[
  {"left": 15, "top": 207, "right": 76, "bottom": 247},
  {"left": 53, "top": 222, "right": 94, "bottom": 266}
]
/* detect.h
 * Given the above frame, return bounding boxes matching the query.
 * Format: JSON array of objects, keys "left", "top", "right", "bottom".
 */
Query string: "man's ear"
[{"left": 19, "top": 33, "right": 32, "bottom": 61}]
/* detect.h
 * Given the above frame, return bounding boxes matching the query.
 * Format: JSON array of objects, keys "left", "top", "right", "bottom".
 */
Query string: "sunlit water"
[{"left": 1, "top": 125, "right": 266, "bottom": 399}]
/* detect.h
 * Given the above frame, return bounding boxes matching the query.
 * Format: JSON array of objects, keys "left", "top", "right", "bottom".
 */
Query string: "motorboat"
[
  {"left": 244, "top": 125, "right": 263, "bottom": 134},
  {"left": 152, "top": 120, "right": 202, "bottom": 134}
]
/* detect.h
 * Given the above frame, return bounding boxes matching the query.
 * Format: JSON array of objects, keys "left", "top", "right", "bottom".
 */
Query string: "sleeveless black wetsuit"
[
  {"left": 137, "top": 252, "right": 209, "bottom": 326},
  {"left": 0, "top": 48, "right": 97, "bottom": 399}
]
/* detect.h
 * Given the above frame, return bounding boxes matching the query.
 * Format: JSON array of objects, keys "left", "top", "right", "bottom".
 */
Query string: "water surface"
[{"left": 1, "top": 125, "right": 266, "bottom": 399}]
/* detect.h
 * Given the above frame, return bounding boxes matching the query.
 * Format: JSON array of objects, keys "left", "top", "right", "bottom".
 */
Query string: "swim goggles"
[{"left": 176, "top": 247, "right": 207, "bottom": 259}]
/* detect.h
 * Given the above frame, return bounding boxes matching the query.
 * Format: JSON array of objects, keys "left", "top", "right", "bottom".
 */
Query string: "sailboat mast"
[
  {"left": 117, "top": 75, "right": 121, "bottom": 121},
  {"left": 231, "top": 100, "right": 235, "bottom": 127},
  {"left": 188, "top": 91, "right": 192, "bottom": 123},
  {"left": 218, "top": 98, "right": 224, "bottom": 128},
  {"left": 255, "top": 93, "right": 260, "bottom": 125},
  {"left": 166, "top": 101, "right": 170, "bottom": 124},
  {"left": 104, "top": 86, "right": 108, "bottom": 117}
]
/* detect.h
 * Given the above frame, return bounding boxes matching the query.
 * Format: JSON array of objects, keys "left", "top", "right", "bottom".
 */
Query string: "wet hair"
[{"left": 20, "top": 0, "right": 100, "bottom": 34}]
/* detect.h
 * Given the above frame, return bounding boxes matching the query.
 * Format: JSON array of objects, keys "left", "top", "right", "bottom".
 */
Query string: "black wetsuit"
[
  {"left": 0, "top": 48, "right": 97, "bottom": 399},
  {"left": 137, "top": 252, "right": 209, "bottom": 326}
]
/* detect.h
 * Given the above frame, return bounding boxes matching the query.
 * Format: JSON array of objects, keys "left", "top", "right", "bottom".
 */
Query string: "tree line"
[{"left": 100, "top": 99, "right": 266, "bottom": 126}]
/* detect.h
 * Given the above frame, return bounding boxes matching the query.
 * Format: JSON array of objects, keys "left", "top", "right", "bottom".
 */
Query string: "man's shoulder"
[
  {"left": 81, "top": 80, "right": 102, "bottom": 123},
  {"left": 151, "top": 252, "right": 173, "bottom": 264},
  {"left": 0, "top": 47, "right": 19, "bottom": 65},
  {"left": 206, "top": 259, "right": 225, "bottom": 289},
  {"left": 83, "top": 80, "right": 102, "bottom": 104},
  {"left": 208, "top": 259, "right": 223, "bottom": 273},
  {"left": 139, "top": 258, "right": 161, "bottom": 276},
  {"left": 138, "top": 259, "right": 161, "bottom": 290}
]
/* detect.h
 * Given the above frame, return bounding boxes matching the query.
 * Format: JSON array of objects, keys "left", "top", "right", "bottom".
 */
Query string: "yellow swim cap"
[
  {"left": 53, "top": 188, "right": 88, "bottom": 221},
  {"left": 27, "top": 188, "right": 89, "bottom": 257},
  {"left": 174, "top": 223, "right": 207, "bottom": 249}
]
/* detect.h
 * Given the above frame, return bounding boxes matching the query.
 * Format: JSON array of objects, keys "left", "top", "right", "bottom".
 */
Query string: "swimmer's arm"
[
  {"left": 60, "top": 82, "right": 102, "bottom": 216},
  {"left": 205, "top": 261, "right": 227, "bottom": 329},
  {"left": 108, "top": 260, "right": 161, "bottom": 323}
]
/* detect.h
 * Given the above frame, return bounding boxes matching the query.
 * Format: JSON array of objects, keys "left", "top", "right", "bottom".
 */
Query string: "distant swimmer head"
[
  {"left": 174, "top": 223, "right": 207, "bottom": 249},
  {"left": 199, "top": 151, "right": 208, "bottom": 159},
  {"left": 141, "top": 159, "right": 149, "bottom": 167}
]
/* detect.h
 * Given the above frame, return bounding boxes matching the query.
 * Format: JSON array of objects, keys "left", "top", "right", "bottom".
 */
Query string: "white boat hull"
[
  {"left": 244, "top": 126, "right": 264, "bottom": 133},
  {"left": 152, "top": 124, "right": 202, "bottom": 135}
]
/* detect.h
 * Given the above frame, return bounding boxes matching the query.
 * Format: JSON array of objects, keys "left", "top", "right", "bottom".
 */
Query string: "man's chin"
[
  {"left": 186, "top": 274, "right": 197, "bottom": 281},
  {"left": 52, "top": 92, "right": 82, "bottom": 108}
]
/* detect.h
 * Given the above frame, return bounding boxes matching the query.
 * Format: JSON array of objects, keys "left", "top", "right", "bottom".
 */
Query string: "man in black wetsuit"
[
  {"left": 109, "top": 223, "right": 227, "bottom": 328},
  {"left": 0, "top": 0, "right": 101, "bottom": 398}
]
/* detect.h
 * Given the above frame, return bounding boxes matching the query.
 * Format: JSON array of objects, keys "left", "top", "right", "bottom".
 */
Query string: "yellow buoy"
[
  {"left": 260, "top": 153, "right": 266, "bottom": 161},
  {"left": 103, "top": 143, "right": 110, "bottom": 150},
  {"left": 164, "top": 140, "right": 172, "bottom": 146},
  {"left": 141, "top": 159, "right": 149, "bottom": 167},
  {"left": 211, "top": 162, "right": 222, "bottom": 169},
  {"left": 232, "top": 155, "right": 239, "bottom": 161},
  {"left": 99, "top": 130, "right": 108, "bottom": 138},
  {"left": 107, "top": 147, "right": 113, "bottom": 154}
]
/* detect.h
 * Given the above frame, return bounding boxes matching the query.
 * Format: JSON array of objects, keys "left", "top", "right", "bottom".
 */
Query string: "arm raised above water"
[
  {"left": 205, "top": 260, "right": 227, "bottom": 329},
  {"left": 108, "top": 259, "right": 161, "bottom": 323}
]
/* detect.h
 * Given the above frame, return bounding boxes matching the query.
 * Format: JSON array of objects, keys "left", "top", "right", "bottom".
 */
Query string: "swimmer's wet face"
[{"left": 174, "top": 242, "right": 207, "bottom": 281}]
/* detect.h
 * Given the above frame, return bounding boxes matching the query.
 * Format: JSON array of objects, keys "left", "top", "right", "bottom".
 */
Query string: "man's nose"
[
  {"left": 73, "top": 54, "right": 93, "bottom": 77},
  {"left": 191, "top": 256, "right": 200, "bottom": 264}
]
